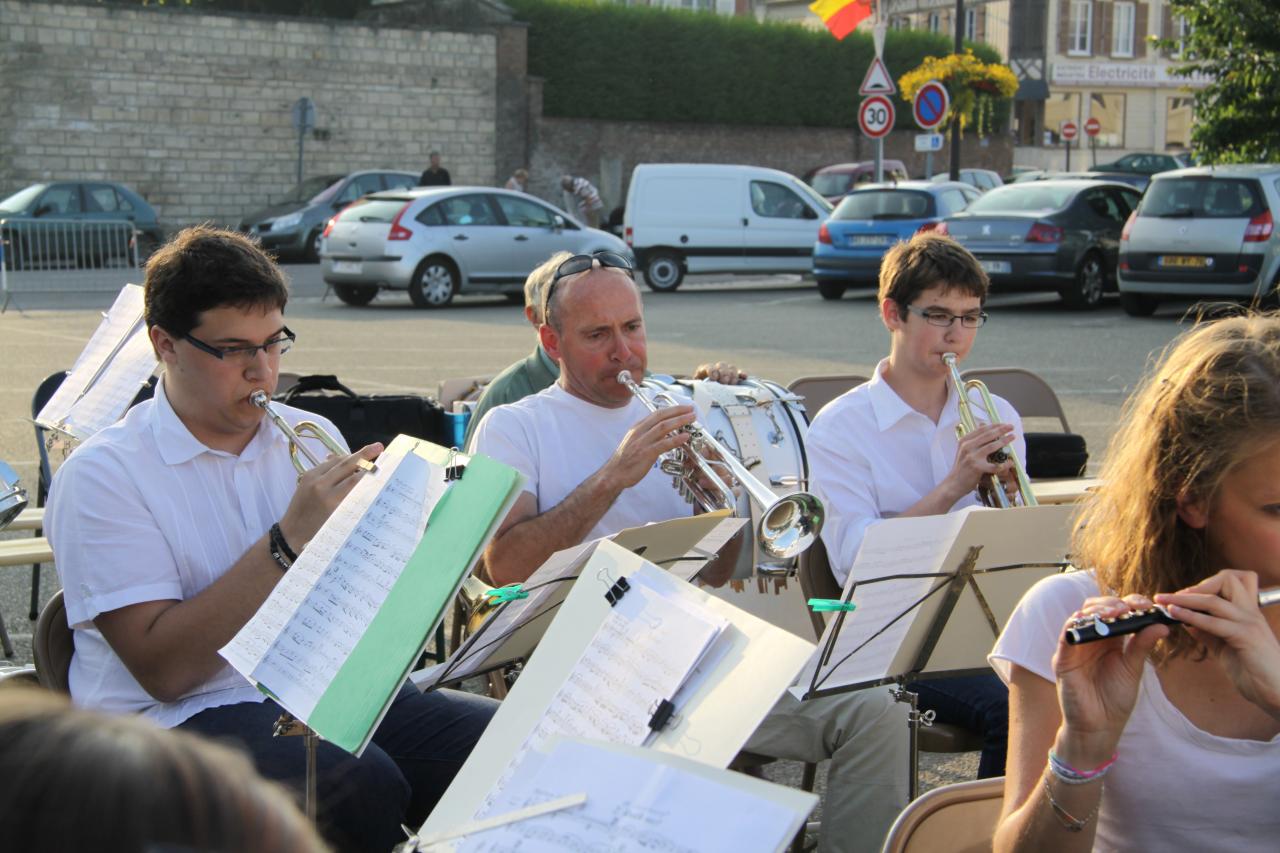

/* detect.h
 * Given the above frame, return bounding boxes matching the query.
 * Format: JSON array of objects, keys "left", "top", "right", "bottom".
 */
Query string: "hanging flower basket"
[{"left": 899, "top": 50, "right": 1018, "bottom": 137}]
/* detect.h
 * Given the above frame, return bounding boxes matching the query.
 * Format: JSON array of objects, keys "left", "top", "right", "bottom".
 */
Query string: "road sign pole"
[
  {"left": 925, "top": 150, "right": 933, "bottom": 179},
  {"left": 875, "top": 138, "right": 883, "bottom": 182},
  {"left": 1065, "top": 138, "right": 1071, "bottom": 171},
  {"left": 1091, "top": 137, "right": 1097, "bottom": 169},
  {"left": 950, "top": 0, "right": 964, "bottom": 181}
]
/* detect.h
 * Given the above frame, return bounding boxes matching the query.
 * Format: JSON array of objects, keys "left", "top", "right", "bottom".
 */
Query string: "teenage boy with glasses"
[
  {"left": 45, "top": 226, "right": 497, "bottom": 853},
  {"left": 805, "top": 231, "right": 1025, "bottom": 780}
]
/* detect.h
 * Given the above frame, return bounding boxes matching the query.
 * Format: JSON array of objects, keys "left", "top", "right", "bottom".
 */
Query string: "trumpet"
[
  {"left": 942, "top": 354, "right": 1037, "bottom": 508},
  {"left": 249, "top": 390, "right": 374, "bottom": 476},
  {"left": 616, "top": 371, "right": 824, "bottom": 560}
]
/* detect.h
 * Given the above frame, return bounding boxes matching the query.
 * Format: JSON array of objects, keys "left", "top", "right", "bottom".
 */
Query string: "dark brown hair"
[
  {"left": 1076, "top": 313, "right": 1280, "bottom": 661},
  {"left": 877, "top": 232, "right": 989, "bottom": 310},
  {"left": 0, "top": 688, "right": 328, "bottom": 852},
  {"left": 144, "top": 225, "right": 289, "bottom": 338}
]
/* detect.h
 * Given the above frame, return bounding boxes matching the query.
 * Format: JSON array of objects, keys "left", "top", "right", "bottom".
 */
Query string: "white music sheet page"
[
  {"left": 474, "top": 581, "right": 727, "bottom": 819},
  {"left": 36, "top": 283, "right": 157, "bottom": 439},
  {"left": 791, "top": 510, "right": 971, "bottom": 698},
  {"left": 456, "top": 738, "right": 815, "bottom": 853}
]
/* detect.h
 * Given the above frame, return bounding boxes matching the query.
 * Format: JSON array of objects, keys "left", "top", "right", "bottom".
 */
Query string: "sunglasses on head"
[{"left": 543, "top": 251, "right": 634, "bottom": 318}]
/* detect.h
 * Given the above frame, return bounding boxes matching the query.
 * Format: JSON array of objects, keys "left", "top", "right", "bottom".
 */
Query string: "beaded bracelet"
[
  {"left": 268, "top": 523, "right": 296, "bottom": 573},
  {"left": 1042, "top": 774, "right": 1102, "bottom": 832},
  {"left": 1048, "top": 749, "right": 1117, "bottom": 785}
]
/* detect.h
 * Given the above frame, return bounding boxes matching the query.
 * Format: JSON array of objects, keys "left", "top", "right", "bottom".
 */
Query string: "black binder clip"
[
  {"left": 444, "top": 447, "right": 466, "bottom": 482},
  {"left": 604, "top": 576, "right": 631, "bottom": 607},
  {"left": 648, "top": 698, "right": 678, "bottom": 732}
]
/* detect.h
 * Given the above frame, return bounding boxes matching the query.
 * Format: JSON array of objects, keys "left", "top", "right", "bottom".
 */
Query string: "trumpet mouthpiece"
[
  {"left": 249, "top": 390, "right": 270, "bottom": 409},
  {"left": 941, "top": 352, "right": 958, "bottom": 365},
  {"left": 616, "top": 370, "right": 633, "bottom": 385}
]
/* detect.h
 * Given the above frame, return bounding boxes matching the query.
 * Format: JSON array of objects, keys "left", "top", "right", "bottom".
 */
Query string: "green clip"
[
  {"left": 808, "top": 598, "right": 857, "bottom": 613},
  {"left": 485, "top": 583, "right": 529, "bottom": 605}
]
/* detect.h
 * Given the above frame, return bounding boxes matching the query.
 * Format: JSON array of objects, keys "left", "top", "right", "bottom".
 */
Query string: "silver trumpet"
[
  {"left": 249, "top": 389, "right": 375, "bottom": 476},
  {"left": 617, "top": 371, "right": 824, "bottom": 559},
  {"left": 942, "top": 353, "right": 1037, "bottom": 508}
]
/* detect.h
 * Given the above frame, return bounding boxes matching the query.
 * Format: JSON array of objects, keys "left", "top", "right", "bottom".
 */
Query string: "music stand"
[{"left": 796, "top": 504, "right": 1075, "bottom": 799}]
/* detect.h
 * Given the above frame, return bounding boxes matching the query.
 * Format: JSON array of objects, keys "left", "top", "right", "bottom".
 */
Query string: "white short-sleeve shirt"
[
  {"left": 46, "top": 377, "right": 345, "bottom": 728},
  {"left": 470, "top": 383, "right": 693, "bottom": 543},
  {"left": 806, "top": 358, "right": 1025, "bottom": 586},
  {"left": 991, "top": 571, "right": 1280, "bottom": 851}
]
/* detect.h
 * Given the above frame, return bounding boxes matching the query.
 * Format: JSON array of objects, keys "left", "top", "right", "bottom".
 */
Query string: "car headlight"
[{"left": 271, "top": 212, "right": 303, "bottom": 231}]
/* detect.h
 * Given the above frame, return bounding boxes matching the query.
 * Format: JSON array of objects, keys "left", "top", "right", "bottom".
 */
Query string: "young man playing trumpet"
[
  {"left": 471, "top": 250, "right": 909, "bottom": 853},
  {"left": 805, "top": 232, "right": 1026, "bottom": 779},
  {"left": 45, "top": 227, "right": 497, "bottom": 853}
]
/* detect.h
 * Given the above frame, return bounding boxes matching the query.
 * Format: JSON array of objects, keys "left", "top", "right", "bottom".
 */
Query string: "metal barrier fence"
[{"left": 1, "top": 218, "right": 141, "bottom": 313}]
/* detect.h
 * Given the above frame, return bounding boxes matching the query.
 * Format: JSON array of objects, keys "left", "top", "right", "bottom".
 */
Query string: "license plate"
[
  {"left": 1159, "top": 255, "right": 1210, "bottom": 268},
  {"left": 980, "top": 260, "right": 1011, "bottom": 274},
  {"left": 332, "top": 261, "right": 362, "bottom": 274},
  {"left": 849, "top": 235, "right": 891, "bottom": 247}
]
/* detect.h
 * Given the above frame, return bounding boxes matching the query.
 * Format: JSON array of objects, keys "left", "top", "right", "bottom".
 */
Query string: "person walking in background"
[
  {"left": 560, "top": 174, "right": 604, "bottom": 228},
  {"left": 418, "top": 151, "right": 451, "bottom": 187},
  {"left": 504, "top": 168, "right": 529, "bottom": 193}
]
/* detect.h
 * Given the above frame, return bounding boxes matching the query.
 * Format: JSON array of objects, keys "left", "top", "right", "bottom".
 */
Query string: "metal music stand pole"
[{"left": 274, "top": 713, "right": 319, "bottom": 821}]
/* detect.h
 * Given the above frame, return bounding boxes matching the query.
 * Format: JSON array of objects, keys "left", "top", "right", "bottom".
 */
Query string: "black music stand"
[{"left": 796, "top": 504, "right": 1075, "bottom": 800}]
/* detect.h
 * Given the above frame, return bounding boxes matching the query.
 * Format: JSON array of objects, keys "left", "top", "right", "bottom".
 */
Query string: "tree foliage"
[{"left": 1164, "top": 0, "right": 1280, "bottom": 164}]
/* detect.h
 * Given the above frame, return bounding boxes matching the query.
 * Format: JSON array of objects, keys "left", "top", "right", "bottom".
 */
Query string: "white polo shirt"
[
  {"left": 46, "top": 377, "right": 344, "bottom": 728},
  {"left": 807, "top": 358, "right": 1025, "bottom": 586}
]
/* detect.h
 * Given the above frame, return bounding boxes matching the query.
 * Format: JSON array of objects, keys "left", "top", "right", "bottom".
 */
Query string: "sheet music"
[
  {"left": 222, "top": 443, "right": 441, "bottom": 712},
  {"left": 791, "top": 511, "right": 969, "bottom": 698},
  {"left": 36, "top": 284, "right": 157, "bottom": 440},
  {"left": 474, "top": 582, "right": 727, "bottom": 819},
  {"left": 456, "top": 738, "right": 814, "bottom": 853}
]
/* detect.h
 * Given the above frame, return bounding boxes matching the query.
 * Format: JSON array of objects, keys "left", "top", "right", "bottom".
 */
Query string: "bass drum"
[{"left": 645, "top": 375, "right": 818, "bottom": 640}]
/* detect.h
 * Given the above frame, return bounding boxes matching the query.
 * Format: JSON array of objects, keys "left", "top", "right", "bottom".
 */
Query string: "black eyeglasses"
[
  {"left": 904, "top": 305, "right": 988, "bottom": 328},
  {"left": 183, "top": 327, "right": 296, "bottom": 364},
  {"left": 543, "top": 251, "right": 634, "bottom": 319}
]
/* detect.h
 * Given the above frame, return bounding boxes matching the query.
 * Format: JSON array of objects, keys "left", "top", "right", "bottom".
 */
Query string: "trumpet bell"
[{"left": 758, "top": 492, "right": 824, "bottom": 560}]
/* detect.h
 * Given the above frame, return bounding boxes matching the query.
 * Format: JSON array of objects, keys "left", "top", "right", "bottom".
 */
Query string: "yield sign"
[{"left": 859, "top": 57, "right": 897, "bottom": 96}]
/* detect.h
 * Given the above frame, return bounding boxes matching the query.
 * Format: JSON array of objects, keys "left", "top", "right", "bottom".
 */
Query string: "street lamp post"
[{"left": 949, "top": 0, "right": 964, "bottom": 181}]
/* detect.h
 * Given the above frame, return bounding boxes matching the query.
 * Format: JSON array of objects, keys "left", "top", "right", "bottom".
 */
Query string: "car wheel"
[
  {"left": 410, "top": 258, "right": 459, "bottom": 309},
  {"left": 817, "top": 281, "right": 847, "bottom": 301},
  {"left": 1119, "top": 291, "right": 1159, "bottom": 317},
  {"left": 332, "top": 284, "right": 378, "bottom": 307},
  {"left": 1061, "top": 251, "right": 1105, "bottom": 310},
  {"left": 304, "top": 229, "right": 323, "bottom": 263},
  {"left": 643, "top": 251, "right": 685, "bottom": 292}
]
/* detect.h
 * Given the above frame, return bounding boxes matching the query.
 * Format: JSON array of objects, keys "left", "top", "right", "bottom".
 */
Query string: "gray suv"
[
  {"left": 239, "top": 169, "right": 418, "bottom": 262},
  {"left": 1117, "top": 165, "right": 1280, "bottom": 316}
]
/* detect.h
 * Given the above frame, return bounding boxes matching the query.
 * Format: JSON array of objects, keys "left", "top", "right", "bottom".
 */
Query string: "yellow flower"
[{"left": 898, "top": 50, "right": 1016, "bottom": 135}]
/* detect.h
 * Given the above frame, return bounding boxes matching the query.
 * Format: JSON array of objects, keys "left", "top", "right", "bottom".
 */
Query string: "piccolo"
[{"left": 1065, "top": 587, "right": 1280, "bottom": 645}]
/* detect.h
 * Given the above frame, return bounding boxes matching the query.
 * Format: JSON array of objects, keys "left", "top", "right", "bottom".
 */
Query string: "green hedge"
[{"left": 507, "top": 0, "right": 1008, "bottom": 130}]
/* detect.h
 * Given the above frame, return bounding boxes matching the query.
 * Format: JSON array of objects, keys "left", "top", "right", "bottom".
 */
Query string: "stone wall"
[
  {"left": 527, "top": 111, "right": 1015, "bottom": 215},
  {"left": 0, "top": 1, "right": 498, "bottom": 228}
]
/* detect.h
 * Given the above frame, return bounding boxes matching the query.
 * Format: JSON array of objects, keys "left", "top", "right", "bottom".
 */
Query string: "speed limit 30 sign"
[{"left": 859, "top": 95, "right": 895, "bottom": 139}]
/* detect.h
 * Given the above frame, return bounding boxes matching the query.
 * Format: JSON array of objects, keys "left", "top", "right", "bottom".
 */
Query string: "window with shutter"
[
  {"left": 1068, "top": 0, "right": 1093, "bottom": 56},
  {"left": 1113, "top": 2, "right": 1135, "bottom": 57}
]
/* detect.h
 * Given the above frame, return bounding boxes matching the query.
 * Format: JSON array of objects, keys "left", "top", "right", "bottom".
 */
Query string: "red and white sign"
[
  {"left": 912, "top": 80, "right": 950, "bottom": 131},
  {"left": 1084, "top": 117, "right": 1102, "bottom": 137},
  {"left": 859, "top": 57, "right": 897, "bottom": 96},
  {"left": 859, "top": 95, "right": 895, "bottom": 139},
  {"left": 1060, "top": 120, "right": 1079, "bottom": 141}
]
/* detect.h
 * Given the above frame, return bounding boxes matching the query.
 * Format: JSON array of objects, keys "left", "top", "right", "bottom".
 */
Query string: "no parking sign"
[{"left": 912, "top": 81, "right": 950, "bottom": 131}]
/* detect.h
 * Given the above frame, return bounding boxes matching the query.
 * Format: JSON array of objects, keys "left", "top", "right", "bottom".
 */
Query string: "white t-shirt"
[
  {"left": 470, "top": 383, "right": 693, "bottom": 543},
  {"left": 991, "top": 571, "right": 1280, "bottom": 851},
  {"left": 46, "top": 378, "right": 345, "bottom": 728},
  {"left": 806, "top": 358, "right": 1025, "bottom": 585}
]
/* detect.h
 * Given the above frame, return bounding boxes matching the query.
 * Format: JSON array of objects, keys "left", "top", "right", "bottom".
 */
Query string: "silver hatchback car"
[
  {"left": 1117, "top": 165, "right": 1280, "bottom": 316},
  {"left": 320, "top": 187, "right": 631, "bottom": 308}
]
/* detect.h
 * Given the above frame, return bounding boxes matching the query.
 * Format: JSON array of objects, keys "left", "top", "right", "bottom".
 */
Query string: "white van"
[{"left": 623, "top": 163, "right": 833, "bottom": 291}]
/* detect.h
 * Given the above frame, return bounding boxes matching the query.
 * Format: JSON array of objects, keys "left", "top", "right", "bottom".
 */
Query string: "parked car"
[
  {"left": 0, "top": 181, "right": 164, "bottom": 268},
  {"left": 623, "top": 163, "right": 832, "bottom": 291},
  {"left": 1117, "top": 165, "right": 1280, "bottom": 316},
  {"left": 320, "top": 186, "right": 630, "bottom": 308},
  {"left": 812, "top": 181, "right": 981, "bottom": 300},
  {"left": 240, "top": 170, "right": 418, "bottom": 262},
  {"left": 938, "top": 179, "right": 1142, "bottom": 309},
  {"left": 806, "top": 160, "right": 911, "bottom": 203},
  {"left": 1093, "top": 152, "right": 1193, "bottom": 176},
  {"left": 929, "top": 168, "right": 1004, "bottom": 192}
]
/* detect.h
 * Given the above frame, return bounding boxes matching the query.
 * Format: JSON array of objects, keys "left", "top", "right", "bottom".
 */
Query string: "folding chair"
[
  {"left": 33, "top": 589, "right": 73, "bottom": 693},
  {"left": 880, "top": 776, "right": 1004, "bottom": 853},
  {"left": 786, "top": 374, "right": 870, "bottom": 422},
  {"left": 959, "top": 367, "right": 1087, "bottom": 478}
]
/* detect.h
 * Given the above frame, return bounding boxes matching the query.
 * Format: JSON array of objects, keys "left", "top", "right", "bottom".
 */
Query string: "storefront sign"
[{"left": 1050, "top": 61, "right": 1210, "bottom": 88}]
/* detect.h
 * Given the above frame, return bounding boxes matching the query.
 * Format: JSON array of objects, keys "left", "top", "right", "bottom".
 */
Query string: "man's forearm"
[{"left": 485, "top": 470, "right": 625, "bottom": 586}]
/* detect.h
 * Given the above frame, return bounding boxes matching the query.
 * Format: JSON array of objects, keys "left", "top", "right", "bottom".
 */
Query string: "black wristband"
[{"left": 269, "top": 522, "right": 297, "bottom": 572}]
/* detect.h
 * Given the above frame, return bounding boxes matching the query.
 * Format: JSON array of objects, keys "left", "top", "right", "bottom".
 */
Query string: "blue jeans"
[
  {"left": 179, "top": 684, "right": 497, "bottom": 853},
  {"left": 907, "top": 673, "right": 1008, "bottom": 778}
]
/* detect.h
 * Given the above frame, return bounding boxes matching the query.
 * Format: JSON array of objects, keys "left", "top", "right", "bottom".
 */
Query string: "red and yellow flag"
[{"left": 809, "top": 0, "right": 874, "bottom": 41}]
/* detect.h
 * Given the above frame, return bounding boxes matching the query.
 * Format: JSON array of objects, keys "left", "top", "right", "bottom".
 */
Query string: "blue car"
[{"left": 812, "top": 181, "right": 981, "bottom": 300}]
